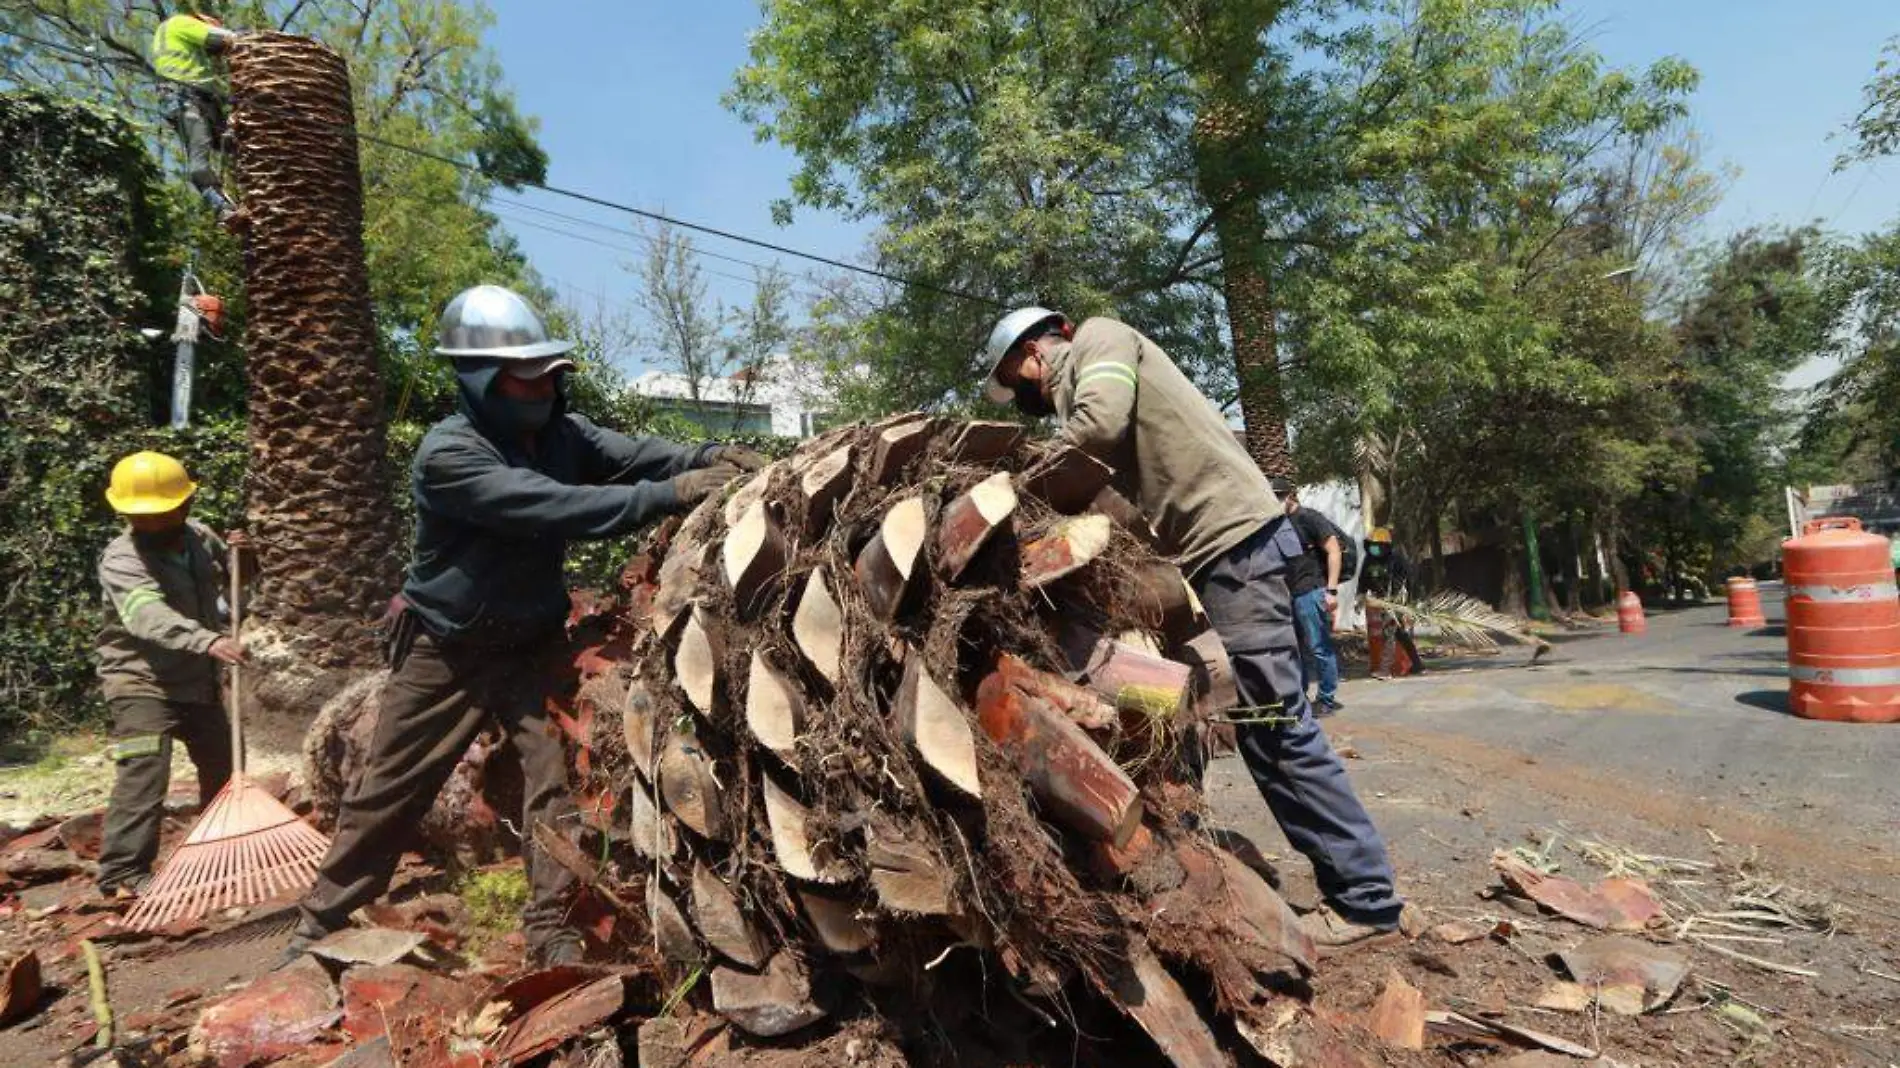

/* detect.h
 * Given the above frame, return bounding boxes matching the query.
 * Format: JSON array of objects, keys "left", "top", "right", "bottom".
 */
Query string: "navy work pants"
[{"left": 1192, "top": 521, "right": 1403, "bottom": 926}]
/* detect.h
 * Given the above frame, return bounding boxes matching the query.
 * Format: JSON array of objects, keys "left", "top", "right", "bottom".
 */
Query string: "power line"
[
  {"left": 488, "top": 194, "right": 801, "bottom": 278},
  {"left": 2, "top": 25, "right": 1006, "bottom": 309},
  {"left": 487, "top": 207, "right": 830, "bottom": 304}
]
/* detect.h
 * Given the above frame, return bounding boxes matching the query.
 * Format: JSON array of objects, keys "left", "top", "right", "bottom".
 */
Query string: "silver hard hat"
[
  {"left": 434, "top": 284, "right": 574, "bottom": 360},
  {"left": 981, "top": 306, "right": 1065, "bottom": 403}
]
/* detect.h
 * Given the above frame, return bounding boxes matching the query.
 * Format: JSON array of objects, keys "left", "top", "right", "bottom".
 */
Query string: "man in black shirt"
[{"left": 1269, "top": 478, "right": 1345, "bottom": 714}]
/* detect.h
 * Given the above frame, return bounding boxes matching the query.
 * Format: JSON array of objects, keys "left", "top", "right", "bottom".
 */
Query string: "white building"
[{"left": 627, "top": 354, "right": 832, "bottom": 439}]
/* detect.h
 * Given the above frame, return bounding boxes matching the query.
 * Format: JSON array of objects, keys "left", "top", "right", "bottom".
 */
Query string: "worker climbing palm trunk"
[
  {"left": 150, "top": 12, "right": 240, "bottom": 222},
  {"left": 279, "top": 285, "right": 756, "bottom": 968}
]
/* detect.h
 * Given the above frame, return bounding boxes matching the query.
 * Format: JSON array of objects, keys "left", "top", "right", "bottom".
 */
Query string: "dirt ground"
[{"left": 4, "top": 587, "right": 1897, "bottom": 1066}]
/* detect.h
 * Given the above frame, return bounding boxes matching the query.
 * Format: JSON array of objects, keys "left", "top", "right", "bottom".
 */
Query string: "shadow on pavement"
[
  {"left": 1736, "top": 689, "right": 1792, "bottom": 716},
  {"left": 1635, "top": 665, "right": 1789, "bottom": 679}
]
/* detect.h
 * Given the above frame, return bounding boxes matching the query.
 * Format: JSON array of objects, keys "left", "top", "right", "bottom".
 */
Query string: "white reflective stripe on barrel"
[
  {"left": 1788, "top": 664, "right": 1900, "bottom": 685},
  {"left": 1784, "top": 582, "right": 1899, "bottom": 602}
]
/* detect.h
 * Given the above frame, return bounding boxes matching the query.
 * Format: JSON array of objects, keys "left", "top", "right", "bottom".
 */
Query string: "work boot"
[
  {"left": 1316, "top": 696, "right": 1344, "bottom": 716},
  {"left": 528, "top": 932, "right": 585, "bottom": 969},
  {"left": 1296, "top": 905, "right": 1404, "bottom": 957},
  {"left": 273, "top": 915, "right": 344, "bottom": 971}
]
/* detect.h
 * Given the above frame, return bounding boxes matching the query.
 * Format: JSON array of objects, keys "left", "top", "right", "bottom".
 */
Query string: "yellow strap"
[
  {"left": 110, "top": 734, "right": 165, "bottom": 761},
  {"left": 1077, "top": 362, "right": 1138, "bottom": 390},
  {"left": 119, "top": 587, "right": 166, "bottom": 622}
]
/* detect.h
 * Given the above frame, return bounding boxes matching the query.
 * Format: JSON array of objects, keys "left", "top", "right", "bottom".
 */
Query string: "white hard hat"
[
  {"left": 434, "top": 284, "right": 574, "bottom": 361},
  {"left": 980, "top": 306, "right": 1065, "bottom": 403}
]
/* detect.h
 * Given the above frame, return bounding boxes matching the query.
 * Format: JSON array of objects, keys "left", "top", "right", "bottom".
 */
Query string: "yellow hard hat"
[
  {"left": 106, "top": 451, "right": 197, "bottom": 515},
  {"left": 1369, "top": 526, "right": 1393, "bottom": 543}
]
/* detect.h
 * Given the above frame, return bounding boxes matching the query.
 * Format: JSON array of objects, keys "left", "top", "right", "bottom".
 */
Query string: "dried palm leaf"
[{"left": 1367, "top": 592, "right": 1543, "bottom": 653}]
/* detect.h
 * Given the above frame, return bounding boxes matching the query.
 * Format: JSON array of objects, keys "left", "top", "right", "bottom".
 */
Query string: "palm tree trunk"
[
  {"left": 1205, "top": 192, "right": 1293, "bottom": 477},
  {"left": 229, "top": 34, "right": 402, "bottom": 678}
]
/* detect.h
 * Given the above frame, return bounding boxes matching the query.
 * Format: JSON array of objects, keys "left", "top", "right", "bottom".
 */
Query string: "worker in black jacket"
[
  {"left": 1360, "top": 527, "right": 1424, "bottom": 677},
  {"left": 282, "top": 285, "right": 756, "bottom": 967}
]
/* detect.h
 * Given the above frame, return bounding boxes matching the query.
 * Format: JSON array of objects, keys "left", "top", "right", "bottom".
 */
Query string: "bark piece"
[
  {"left": 1090, "top": 486, "right": 1159, "bottom": 546},
  {"left": 799, "top": 444, "right": 853, "bottom": 539},
  {"left": 1492, "top": 853, "right": 1664, "bottom": 931},
  {"left": 977, "top": 656, "right": 1143, "bottom": 847},
  {"left": 864, "top": 816, "right": 954, "bottom": 916},
  {"left": 658, "top": 725, "right": 729, "bottom": 842},
  {"left": 1129, "top": 562, "right": 1200, "bottom": 642},
  {"left": 652, "top": 538, "right": 713, "bottom": 637},
  {"left": 673, "top": 607, "right": 724, "bottom": 718},
  {"left": 622, "top": 680, "right": 659, "bottom": 780},
  {"left": 649, "top": 882, "right": 701, "bottom": 964},
  {"left": 856, "top": 496, "right": 928, "bottom": 619},
  {"left": 1020, "top": 514, "right": 1113, "bottom": 589},
  {"left": 792, "top": 568, "right": 845, "bottom": 685},
  {"left": 1368, "top": 969, "right": 1426, "bottom": 1050},
  {"left": 1210, "top": 848, "right": 1318, "bottom": 978},
  {"left": 189, "top": 957, "right": 340, "bottom": 1068},
  {"left": 795, "top": 887, "right": 876, "bottom": 955},
  {"left": 722, "top": 499, "right": 789, "bottom": 616},
  {"left": 624, "top": 780, "right": 675, "bottom": 859},
  {"left": 1555, "top": 935, "right": 1689, "bottom": 1015},
  {"left": 722, "top": 471, "right": 771, "bottom": 529},
  {"left": 691, "top": 862, "right": 768, "bottom": 969},
  {"left": 868, "top": 416, "right": 934, "bottom": 484},
  {"left": 761, "top": 775, "right": 849, "bottom": 884},
  {"left": 0, "top": 951, "right": 42, "bottom": 1025},
  {"left": 1110, "top": 939, "right": 1228, "bottom": 1068},
  {"left": 945, "top": 420, "right": 1025, "bottom": 463},
  {"left": 893, "top": 656, "right": 983, "bottom": 800},
  {"left": 710, "top": 953, "right": 827, "bottom": 1038},
  {"left": 1020, "top": 445, "right": 1114, "bottom": 514},
  {"left": 1180, "top": 629, "right": 1239, "bottom": 720},
  {"left": 1060, "top": 627, "right": 1195, "bottom": 720},
  {"left": 936, "top": 472, "right": 1017, "bottom": 582},
  {"left": 495, "top": 975, "right": 626, "bottom": 1065},
  {"left": 744, "top": 651, "right": 805, "bottom": 759}
]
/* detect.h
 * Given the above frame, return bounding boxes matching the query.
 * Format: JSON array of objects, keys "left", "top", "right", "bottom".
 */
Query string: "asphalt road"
[{"left": 1204, "top": 585, "right": 1900, "bottom": 904}]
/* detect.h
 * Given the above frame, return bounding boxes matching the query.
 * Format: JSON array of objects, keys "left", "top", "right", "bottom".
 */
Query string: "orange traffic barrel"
[
  {"left": 1616, "top": 590, "right": 1645, "bottom": 634},
  {"left": 1781, "top": 517, "right": 1900, "bottom": 723},
  {"left": 1367, "top": 606, "right": 1415, "bottom": 676},
  {"left": 1726, "top": 577, "right": 1766, "bottom": 628}
]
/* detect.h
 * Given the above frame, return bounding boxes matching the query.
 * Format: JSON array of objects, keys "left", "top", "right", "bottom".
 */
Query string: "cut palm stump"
[{"left": 558, "top": 422, "right": 1342, "bottom": 1066}]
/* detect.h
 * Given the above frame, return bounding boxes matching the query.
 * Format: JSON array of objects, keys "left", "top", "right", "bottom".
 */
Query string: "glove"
[
  {"left": 707, "top": 444, "right": 768, "bottom": 472},
  {"left": 669, "top": 462, "right": 743, "bottom": 508}
]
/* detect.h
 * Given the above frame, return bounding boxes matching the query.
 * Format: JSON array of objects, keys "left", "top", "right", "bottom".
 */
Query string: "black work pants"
[
  {"left": 294, "top": 632, "right": 578, "bottom": 952},
  {"left": 97, "top": 694, "right": 232, "bottom": 891}
]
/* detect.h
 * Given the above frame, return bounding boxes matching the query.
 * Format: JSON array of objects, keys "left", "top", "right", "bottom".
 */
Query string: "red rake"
[{"left": 123, "top": 542, "right": 332, "bottom": 931}]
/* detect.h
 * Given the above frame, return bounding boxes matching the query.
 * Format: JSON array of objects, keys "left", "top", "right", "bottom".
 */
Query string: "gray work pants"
[
  {"left": 1192, "top": 520, "right": 1404, "bottom": 926},
  {"left": 97, "top": 694, "right": 232, "bottom": 891},
  {"left": 294, "top": 631, "right": 579, "bottom": 954},
  {"left": 164, "top": 84, "right": 226, "bottom": 209}
]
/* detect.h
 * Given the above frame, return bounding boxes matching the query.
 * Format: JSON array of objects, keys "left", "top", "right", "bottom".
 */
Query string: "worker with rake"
[
  {"left": 280, "top": 285, "right": 759, "bottom": 968},
  {"left": 983, "top": 308, "right": 1409, "bottom": 952},
  {"left": 94, "top": 451, "right": 248, "bottom": 897}
]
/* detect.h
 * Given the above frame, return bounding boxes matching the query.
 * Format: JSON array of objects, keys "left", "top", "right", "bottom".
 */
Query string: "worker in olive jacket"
[
  {"left": 983, "top": 308, "right": 1408, "bottom": 950},
  {"left": 94, "top": 450, "right": 244, "bottom": 896}
]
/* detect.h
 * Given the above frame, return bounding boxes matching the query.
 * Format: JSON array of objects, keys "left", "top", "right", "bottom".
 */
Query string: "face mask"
[
  {"left": 1014, "top": 377, "right": 1056, "bottom": 417},
  {"left": 132, "top": 526, "right": 188, "bottom": 551},
  {"left": 501, "top": 396, "right": 556, "bottom": 433}
]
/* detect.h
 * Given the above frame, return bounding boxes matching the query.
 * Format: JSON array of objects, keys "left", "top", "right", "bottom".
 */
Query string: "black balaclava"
[
  {"left": 454, "top": 359, "right": 567, "bottom": 444},
  {"left": 1015, "top": 377, "right": 1057, "bottom": 418}
]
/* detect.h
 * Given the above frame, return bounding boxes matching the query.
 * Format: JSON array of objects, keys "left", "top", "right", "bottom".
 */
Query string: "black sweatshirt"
[{"left": 402, "top": 363, "right": 711, "bottom": 645}]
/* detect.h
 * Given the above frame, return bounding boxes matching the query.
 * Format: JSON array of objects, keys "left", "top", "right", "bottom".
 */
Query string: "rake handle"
[{"left": 229, "top": 537, "right": 243, "bottom": 777}]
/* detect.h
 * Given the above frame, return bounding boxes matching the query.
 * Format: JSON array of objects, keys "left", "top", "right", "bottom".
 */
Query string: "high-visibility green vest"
[{"left": 151, "top": 15, "right": 216, "bottom": 86}]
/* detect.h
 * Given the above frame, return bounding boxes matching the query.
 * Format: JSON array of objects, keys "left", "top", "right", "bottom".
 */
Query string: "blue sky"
[{"left": 486, "top": 0, "right": 1897, "bottom": 363}]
